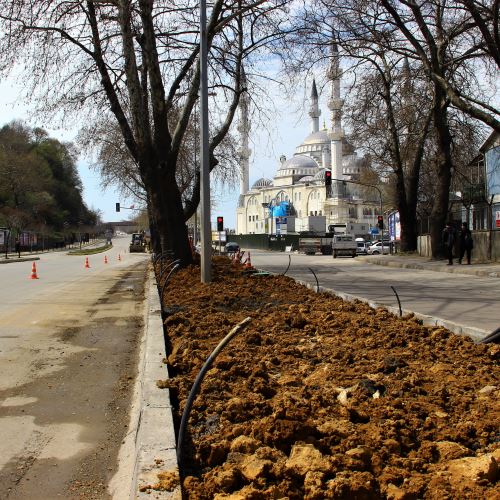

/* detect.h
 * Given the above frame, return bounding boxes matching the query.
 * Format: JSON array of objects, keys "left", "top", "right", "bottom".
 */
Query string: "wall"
[
  {"left": 417, "top": 230, "right": 500, "bottom": 262},
  {"left": 231, "top": 233, "right": 300, "bottom": 251}
]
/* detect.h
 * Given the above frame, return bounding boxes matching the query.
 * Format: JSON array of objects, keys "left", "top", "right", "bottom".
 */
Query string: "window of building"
[
  {"left": 248, "top": 215, "right": 251, "bottom": 222},
  {"left": 314, "top": 210, "right": 317, "bottom": 216}
]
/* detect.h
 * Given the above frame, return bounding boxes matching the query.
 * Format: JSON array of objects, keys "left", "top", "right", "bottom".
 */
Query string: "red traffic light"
[
  {"left": 377, "top": 215, "right": 384, "bottom": 229},
  {"left": 217, "top": 216, "right": 224, "bottom": 231},
  {"left": 325, "top": 170, "right": 332, "bottom": 186}
]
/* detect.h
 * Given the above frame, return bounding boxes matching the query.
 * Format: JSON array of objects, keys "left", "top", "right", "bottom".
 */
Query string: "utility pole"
[{"left": 199, "top": 0, "right": 211, "bottom": 283}]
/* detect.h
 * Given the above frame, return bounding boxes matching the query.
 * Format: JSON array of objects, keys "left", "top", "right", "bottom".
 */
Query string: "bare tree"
[
  {"left": 379, "top": 0, "right": 500, "bottom": 132},
  {"left": 0, "top": 0, "right": 289, "bottom": 264}
]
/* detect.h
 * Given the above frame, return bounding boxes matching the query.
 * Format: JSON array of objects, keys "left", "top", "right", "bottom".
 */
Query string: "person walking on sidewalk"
[
  {"left": 442, "top": 223, "right": 456, "bottom": 265},
  {"left": 459, "top": 222, "right": 473, "bottom": 265},
  {"left": 15, "top": 238, "right": 20, "bottom": 258}
]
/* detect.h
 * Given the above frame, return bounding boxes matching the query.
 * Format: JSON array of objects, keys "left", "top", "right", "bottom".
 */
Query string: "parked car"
[
  {"left": 367, "top": 241, "right": 390, "bottom": 255},
  {"left": 225, "top": 242, "right": 240, "bottom": 253}
]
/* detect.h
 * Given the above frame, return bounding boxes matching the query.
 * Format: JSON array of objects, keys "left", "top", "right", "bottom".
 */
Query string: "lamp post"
[
  {"left": 199, "top": 0, "right": 211, "bottom": 283},
  {"left": 332, "top": 178, "right": 384, "bottom": 253}
]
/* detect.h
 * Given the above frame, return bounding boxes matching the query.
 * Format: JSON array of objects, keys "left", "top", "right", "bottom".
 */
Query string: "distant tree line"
[{"left": 0, "top": 122, "right": 98, "bottom": 238}]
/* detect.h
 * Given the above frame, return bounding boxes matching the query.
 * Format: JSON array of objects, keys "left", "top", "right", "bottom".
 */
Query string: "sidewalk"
[{"left": 368, "top": 254, "right": 500, "bottom": 278}]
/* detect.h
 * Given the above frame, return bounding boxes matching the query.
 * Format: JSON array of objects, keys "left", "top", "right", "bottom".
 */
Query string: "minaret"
[
  {"left": 327, "top": 41, "right": 344, "bottom": 181},
  {"left": 237, "top": 65, "right": 251, "bottom": 195},
  {"left": 309, "top": 79, "right": 321, "bottom": 133}
]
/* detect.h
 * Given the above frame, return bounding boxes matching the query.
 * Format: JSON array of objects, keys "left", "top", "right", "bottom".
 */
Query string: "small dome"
[
  {"left": 299, "top": 175, "right": 315, "bottom": 183},
  {"left": 314, "top": 168, "right": 331, "bottom": 181},
  {"left": 278, "top": 154, "right": 318, "bottom": 172},
  {"left": 251, "top": 177, "right": 272, "bottom": 189}
]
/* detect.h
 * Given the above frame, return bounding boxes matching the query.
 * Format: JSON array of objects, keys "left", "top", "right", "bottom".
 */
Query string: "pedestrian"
[
  {"left": 442, "top": 223, "right": 455, "bottom": 265},
  {"left": 459, "top": 222, "right": 473, "bottom": 265},
  {"left": 15, "top": 238, "right": 20, "bottom": 258}
]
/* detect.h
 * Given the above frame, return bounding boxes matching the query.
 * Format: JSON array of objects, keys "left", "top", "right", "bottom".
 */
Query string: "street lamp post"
[
  {"left": 332, "top": 178, "right": 384, "bottom": 253},
  {"left": 199, "top": 0, "right": 211, "bottom": 283}
]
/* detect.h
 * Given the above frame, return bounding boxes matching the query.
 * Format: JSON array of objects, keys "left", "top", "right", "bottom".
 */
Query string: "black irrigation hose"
[
  {"left": 308, "top": 267, "right": 320, "bottom": 293},
  {"left": 159, "top": 258, "right": 181, "bottom": 283},
  {"left": 390, "top": 285, "right": 403, "bottom": 317},
  {"left": 176, "top": 317, "right": 252, "bottom": 466},
  {"left": 478, "top": 327, "right": 500, "bottom": 344},
  {"left": 281, "top": 255, "right": 291, "bottom": 276},
  {"left": 160, "top": 263, "right": 181, "bottom": 300}
]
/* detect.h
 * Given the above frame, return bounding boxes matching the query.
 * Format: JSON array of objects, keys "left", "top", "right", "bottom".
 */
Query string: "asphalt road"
[
  {"left": 250, "top": 251, "right": 499, "bottom": 334},
  {"left": 0, "top": 236, "right": 149, "bottom": 499}
]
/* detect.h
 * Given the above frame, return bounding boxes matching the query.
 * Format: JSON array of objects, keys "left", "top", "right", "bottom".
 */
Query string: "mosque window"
[
  {"left": 248, "top": 216, "right": 251, "bottom": 222},
  {"left": 310, "top": 211, "right": 313, "bottom": 216},
  {"left": 319, "top": 210, "right": 322, "bottom": 216},
  {"left": 314, "top": 210, "right": 317, "bottom": 216}
]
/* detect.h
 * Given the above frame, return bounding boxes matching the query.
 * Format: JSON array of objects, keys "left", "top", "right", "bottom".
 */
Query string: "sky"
[{"left": 0, "top": 73, "right": 318, "bottom": 230}]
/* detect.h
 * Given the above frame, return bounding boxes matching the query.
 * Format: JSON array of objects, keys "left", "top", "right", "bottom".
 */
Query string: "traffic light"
[
  {"left": 115, "top": 202, "right": 120, "bottom": 212},
  {"left": 217, "top": 216, "right": 224, "bottom": 231},
  {"left": 377, "top": 215, "right": 384, "bottom": 230},
  {"left": 325, "top": 170, "right": 332, "bottom": 186}
]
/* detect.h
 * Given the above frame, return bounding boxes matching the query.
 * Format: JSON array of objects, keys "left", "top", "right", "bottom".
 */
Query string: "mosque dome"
[
  {"left": 299, "top": 175, "right": 315, "bottom": 183},
  {"left": 251, "top": 177, "right": 273, "bottom": 189},
  {"left": 314, "top": 168, "right": 330, "bottom": 181},
  {"left": 278, "top": 154, "right": 318, "bottom": 172},
  {"left": 301, "top": 130, "right": 330, "bottom": 146}
]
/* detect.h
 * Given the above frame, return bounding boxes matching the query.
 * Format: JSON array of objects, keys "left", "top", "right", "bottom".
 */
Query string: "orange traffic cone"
[
  {"left": 245, "top": 252, "right": 253, "bottom": 269},
  {"left": 104, "top": 255, "right": 108, "bottom": 264},
  {"left": 118, "top": 254, "right": 122, "bottom": 261},
  {"left": 30, "top": 261, "right": 39, "bottom": 279},
  {"left": 85, "top": 256, "right": 90, "bottom": 269}
]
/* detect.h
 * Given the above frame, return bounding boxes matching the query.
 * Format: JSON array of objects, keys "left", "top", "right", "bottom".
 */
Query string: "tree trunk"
[
  {"left": 430, "top": 90, "right": 453, "bottom": 259},
  {"left": 149, "top": 166, "right": 193, "bottom": 266}
]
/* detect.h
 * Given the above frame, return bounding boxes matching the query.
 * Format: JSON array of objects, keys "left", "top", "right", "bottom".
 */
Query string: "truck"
[
  {"left": 331, "top": 234, "right": 357, "bottom": 258},
  {"left": 298, "top": 232, "right": 333, "bottom": 255}
]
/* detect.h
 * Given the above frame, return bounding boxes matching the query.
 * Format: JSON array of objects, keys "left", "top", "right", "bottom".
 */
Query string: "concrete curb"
[
  {"left": 130, "top": 272, "right": 180, "bottom": 499},
  {"left": 368, "top": 257, "right": 500, "bottom": 278},
  {"left": 293, "top": 278, "right": 489, "bottom": 343}
]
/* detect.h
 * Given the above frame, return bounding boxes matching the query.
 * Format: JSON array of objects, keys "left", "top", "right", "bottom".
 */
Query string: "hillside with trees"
[{"left": 0, "top": 122, "right": 98, "bottom": 242}]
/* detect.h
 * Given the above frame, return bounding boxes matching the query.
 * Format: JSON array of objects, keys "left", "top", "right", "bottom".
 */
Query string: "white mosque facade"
[{"left": 236, "top": 46, "right": 382, "bottom": 236}]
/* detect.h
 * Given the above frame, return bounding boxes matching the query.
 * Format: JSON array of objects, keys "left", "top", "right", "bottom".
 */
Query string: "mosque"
[{"left": 235, "top": 45, "right": 382, "bottom": 236}]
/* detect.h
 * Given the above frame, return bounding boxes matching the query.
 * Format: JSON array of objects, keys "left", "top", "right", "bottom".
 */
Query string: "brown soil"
[{"left": 157, "top": 257, "right": 499, "bottom": 499}]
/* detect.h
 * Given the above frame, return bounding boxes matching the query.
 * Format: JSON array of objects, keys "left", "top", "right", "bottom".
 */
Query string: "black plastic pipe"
[
  {"left": 176, "top": 317, "right": 252, "bottom": 465},
  {"left": 479, "top": 327, "right": 500, "bottom": 344},
  {"left": 308, "top": 267, "right": 320, "bottom": 293},
  {"left": 390, "top": 286, "right": 402, "bottom": 317},
  {"left": 282, "top": 255, "right": 291, "bottom": 276},
  {"left": 160, "top": 263, "right": 181, "bottom": 301}
]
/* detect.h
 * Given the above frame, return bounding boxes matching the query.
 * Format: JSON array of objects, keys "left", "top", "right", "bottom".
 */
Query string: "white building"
[{"left": 236, "top": 45, "right": 382, "bottom": 236}]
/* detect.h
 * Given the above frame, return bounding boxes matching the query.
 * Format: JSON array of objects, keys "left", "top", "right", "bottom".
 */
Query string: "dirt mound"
[{"left": 155, "top": 257, "right": 499, "bottom": 499}]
